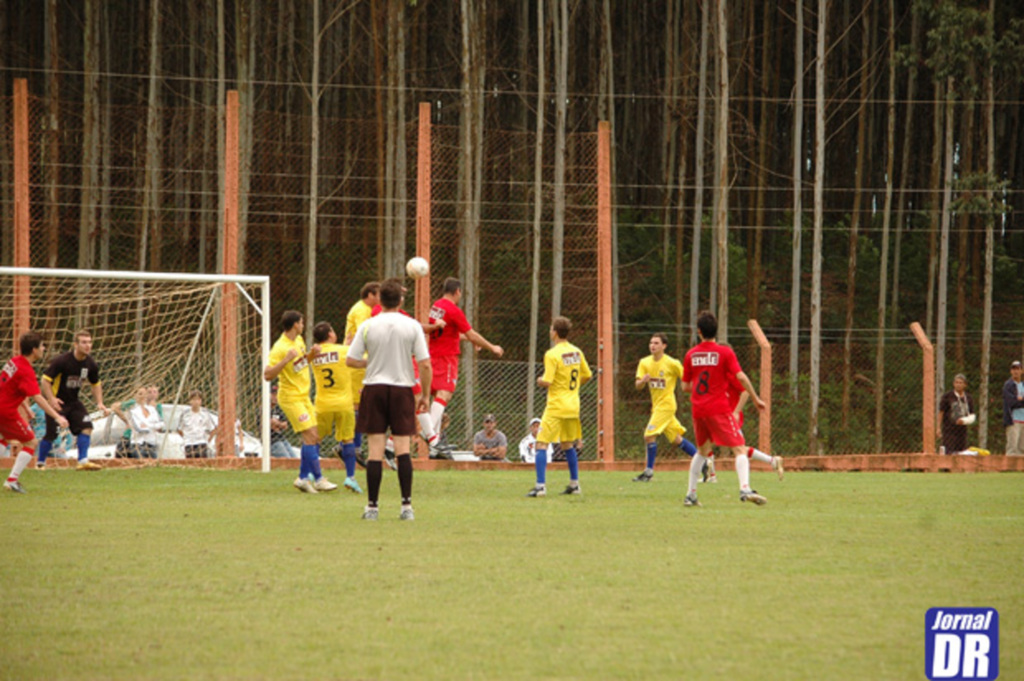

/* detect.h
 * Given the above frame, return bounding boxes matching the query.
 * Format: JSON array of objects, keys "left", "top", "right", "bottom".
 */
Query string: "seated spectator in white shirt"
[
  {"left": 177, "top": 390, "right": 216, "bottom": 458},
  {"left": 473, "top": 413, "right": 508, "bottom": 461},
  {"left": 130, "top": 386, "right": 165, "bottom": 459}
]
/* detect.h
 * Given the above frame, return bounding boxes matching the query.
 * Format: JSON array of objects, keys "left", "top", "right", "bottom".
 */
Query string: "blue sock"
[
  {"left": 299, "top": 444, "right": 312, "bottom": 479},
  {"left": 678, "top": 438, "right": 697, "bottom": 457},
  {"left": 77, "top": 433, "right": 91, "bottom": 462},
  {"left": 645, "top": 442, "right": 657, "bottom": 470},
  {"left": 342, "top": 443, "right": 356, "bottom": 478},
  {"left": 302, "top": 444, "right": 322, "bottom": 480},
  {"left": 565, "top": 447, "right": 579, "bottom": 481},
  {"left": 535, "top": 449, "right": 547, "bottom": 485},
  {"left": 352, "top": 421, "right": 362, "bottom": 449},
  {"left": 38, "top": 439, "right": 53, "bottom": 465}
]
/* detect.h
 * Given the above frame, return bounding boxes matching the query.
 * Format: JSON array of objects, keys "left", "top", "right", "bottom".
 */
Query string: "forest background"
[{"left": 2, "top": 0, "right": 1024, "bottom": 457}]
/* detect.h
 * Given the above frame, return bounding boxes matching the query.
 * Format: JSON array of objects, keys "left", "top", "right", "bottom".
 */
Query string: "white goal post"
[{"left": 0, "top": 267, "right": 272, "bottom": 472}]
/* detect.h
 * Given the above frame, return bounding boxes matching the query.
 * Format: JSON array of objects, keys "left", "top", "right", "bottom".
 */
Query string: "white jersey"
[
  {"left": 348, "top": 311, "right": 429, "bottom": 387},
  {"left": 130, "top": 405, "right": 165, "bottom": 446},
  {"left": 177, "top": 409, "right": 216, "bottom": 446}
]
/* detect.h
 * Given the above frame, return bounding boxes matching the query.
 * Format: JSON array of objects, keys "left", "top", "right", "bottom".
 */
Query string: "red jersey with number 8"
[
  {"left": 683, "top": 341, "right": 743, "bottom": 419},
  {"left": 428, "top": 298, "right": 472, "bottom": 357}
]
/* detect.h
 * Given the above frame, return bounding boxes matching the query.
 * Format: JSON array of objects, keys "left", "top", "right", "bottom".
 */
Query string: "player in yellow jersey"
[
  {"left": 264, "top": 310, "right": 337, "bottom": 494},
  {"left": 526, "top": 316, "right": 592, "bottom": 497},
  {"left": 311, "top": 321, "right": 362, "bottom": 494},
  {"left": 345, "top": 282, "right": 379, "bottom": 454},
  {"left": 633, "top": 333, "right": 699, "bottom": 482}
]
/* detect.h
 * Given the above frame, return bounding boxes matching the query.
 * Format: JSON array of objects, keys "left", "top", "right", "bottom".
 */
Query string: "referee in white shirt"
[{"left": 346, "top": 279, "right": 432, "bottom": 520}]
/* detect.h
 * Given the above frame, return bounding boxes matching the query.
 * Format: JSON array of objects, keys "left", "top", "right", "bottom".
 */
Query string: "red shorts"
[
  {"left": 431, "top": 354, "right": 459, "bottom": 393},
  {"left": 0, "top": 410, "right": 35, "bottom": 444},
  {"left": 693, "top": 412, "right": 746, "bottom": 448}
]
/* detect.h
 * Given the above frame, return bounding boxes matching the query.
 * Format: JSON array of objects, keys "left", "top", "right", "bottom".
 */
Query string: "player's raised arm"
[
  {"left": 264, "top": 347, "right": 299, "bottom": 381},
  {"left": 464, "top": 329, "right": 503, "bottom": 357}
]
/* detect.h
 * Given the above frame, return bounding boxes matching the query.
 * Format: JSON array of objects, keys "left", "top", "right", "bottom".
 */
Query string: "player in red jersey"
[
  {"left": 425, "top": 278, "right": 503, "bottom": 455},
  {"left": 1, "top": 332, "right": 69, "bottom": 493},
  {"left": 681, "top": 311, "right": 768, "bottom": 507},
  {"left": 701, "top": 373, "right": 785, "bottom": 484}
]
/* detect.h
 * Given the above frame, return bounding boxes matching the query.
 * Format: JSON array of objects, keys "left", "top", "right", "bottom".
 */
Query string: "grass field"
[{"left": 1, "top": 467, "right": 1021, "bottom": 680}]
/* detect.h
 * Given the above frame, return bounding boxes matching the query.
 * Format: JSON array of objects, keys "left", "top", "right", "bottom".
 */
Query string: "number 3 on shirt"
[{"left": 321, "top": 367, "right": 335, "bottom": 388}]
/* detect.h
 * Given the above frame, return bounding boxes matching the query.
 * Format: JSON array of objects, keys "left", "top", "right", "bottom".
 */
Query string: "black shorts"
[
  {"left": 356, "top": 384, "right": 417, "bottom": 436},
  {"left": 46, "top": 401, "right": 92, "bottom": 439}
]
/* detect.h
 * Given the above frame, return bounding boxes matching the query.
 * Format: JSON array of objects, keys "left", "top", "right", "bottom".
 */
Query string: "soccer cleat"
[
  {"left": 383, "top": 450, "right": 397, "bottom": 470},
  {"left": 361, "top": 506, "right": 379, "bottom": 520},
  {"left": 683, "top": 492, "right": 701, "bottom": 507},
  {"left": 293, "top": 477, "right": 319, "bottom": 494},
  {"left": 343, "top": 477, "right": 363, "bottom": 494},
  {"left": 633, "top": 470, "right": 654, "bottom": 483},
  {"left": 3, "top": 480, "right": 26, "bottom": 494},
  {"left": 399, "top": 506, "right": 415, "bottom": 521},
  {"left": 526, "top": 485, "right": 546, "bottom": 497},
  {"left": 355, "top": 451, "right": 368, "bottom": 469},
  {"left": 76, "top": 460, "right": 102, "bottom": 471},
  {"left": 740, "top": 490, "right": 768, "bottom": 505},
  {"left": 560, "top": 484, "right": 581, "bottom": 495},
  {"left": 429, "top": 443, "right": 454, "bottom": 460},
  {"left": 314, "top": 477, "right": 338, "bottom": 492},
  {"left": 772, "top": 456, "right": 785, "bottom": 481},
  {"left": 35, "top": 462, "right": 46, "bottom": 470},
  {"left": 701, "top": 461, "right": 709, "bottom": 483}
]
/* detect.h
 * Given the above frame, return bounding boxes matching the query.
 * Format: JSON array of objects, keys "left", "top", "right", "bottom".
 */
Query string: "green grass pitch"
[{"left": 1, "top": 467, "right": 1021, "bottom": 680}]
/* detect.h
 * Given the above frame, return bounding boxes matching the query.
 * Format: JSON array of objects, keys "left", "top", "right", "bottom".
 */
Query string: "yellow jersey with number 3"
[
  {"left": 541, "top": 340, "right": 592, "bottom": 419},
  {"left": 268, "top": 333, "right": 310, "bottom": 401},
  {"left": 636, "top": 354, "right": 684, "bottom": 415},
  {"left": 312, "top": 342, "right": 353, "bottom": 410}
]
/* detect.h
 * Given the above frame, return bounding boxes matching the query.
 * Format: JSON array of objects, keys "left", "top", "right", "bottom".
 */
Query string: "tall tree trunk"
[
  {"left": 373, "top": 0, "right": 385, "bottom": 275},
  {"left": 44, "top": 0, "right": 60, "bottom": 268},
  {"left": 925, "top": 79, "right": 944, "bottom": 336},
  {"left": 842, "top": 0, "right": 872, "bottom": 430},
  {"left": 528, "top": 0, "right": 546, "bottom": 433},
  {"left": 79, "top": 0, "right": 101, "bottom": 270},
  {"left": 713, "top": 0, "right": 730, "bottom": 342},
  {"left": 661, "top": 0, "right": 679, "bottom": 270},
  {"left": 809, "top": 0, "right": 826, "bottom": 454},
  {"left": 236, "top": 0, "right": 255, "bottom": 273},
  {"left": 689, "top": 0, "right": 710, "bottom": 343},
  {"left": 749, "top": 0, "right": 774, "bottom": 320},
  {"left": 874, "top": 0, "right": 896, "bottom": 453},
  {"left": 551, "top": 0, "right": 568, "bottom": 318},
  {"left": 600, "top": 0, "right": 621, "bottom": 372},
  {"left": 979, "top": 0, "right": 995, "bottom": 449},
  {"left": 674, "top": 0, "right": 692, "bottom": 344},
  {"left": 955, "top": 82, "right": 975, "bottom": 369},
  {"left": 789, "top": 0, "right": 804, "bottom": 398},
  {"left": 216, "top": 0, "right": 226, "bottom": 272},
  {"left": 99, "top": 1, "right": 112, "bottom": 269},
  {"left": 936, "top": 77, "right": 956, "bottom": 405},
  {"left": 306, "top": 0, "right": 322, "bottom": 330},
  {"left": 890, "top": 1, "right": 921, "bottom": 327}
]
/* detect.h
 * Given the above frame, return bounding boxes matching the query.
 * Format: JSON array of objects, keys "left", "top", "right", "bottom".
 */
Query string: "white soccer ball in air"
[{"left": 406, "top": 256, "right": 430, "bottom": 280}]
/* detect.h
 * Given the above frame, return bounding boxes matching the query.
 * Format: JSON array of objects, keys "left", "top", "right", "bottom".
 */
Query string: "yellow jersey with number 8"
[{"left": 541, "top": 340, "right": 592, "bottom": 419}]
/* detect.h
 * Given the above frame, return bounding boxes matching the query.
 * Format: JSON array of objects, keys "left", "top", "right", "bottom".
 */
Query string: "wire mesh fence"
[{"left": 2, "top": 85, "right": 1020, "bottom": 459}]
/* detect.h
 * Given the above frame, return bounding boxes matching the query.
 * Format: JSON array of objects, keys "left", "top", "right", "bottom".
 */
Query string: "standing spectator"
[
  {"left": 346, "top": 279, "right": 432, "bottom": 521},
  {"left": 177, "top": 390, "right": 216, "bottom": 458},
  {"left": 518, "top": 417, "right": 543, "bottom": 463},
  {"left": 938, "top": 374, "right": 976, "bottom": 455},
  {"left": 424, "top": 278, "right": 503, "bottom": 455},
  {"left": 37, "top": 329, "right": 109, "bottom": 471},
  {"left": 264, "top": 310, "right": 337, "bottom": 494},
  {"left": 1, "top": 332, "right": 70, "bottom": 492},
  {"left": 473, "top": 414, "right": 508, "bottom": 461},
  {"left": 681, "top": 310, "right": 768, "bottom": 507},
  {"left": 526, "top": 316, "right": 592, "bottom": 497},
  {"left": 1002, "top": 360, "right": 1024, "bottom": 456},
  {"left": 269, "top": 386, "right": 299, "bottom": 459},
  {"left": 130, "top": 386, "right": 165, "bottom": 459}
]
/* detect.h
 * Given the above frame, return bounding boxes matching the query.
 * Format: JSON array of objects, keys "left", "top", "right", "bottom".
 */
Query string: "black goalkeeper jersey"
[{"left": 42, "top": 351, "right": 100, "bottom": 405}]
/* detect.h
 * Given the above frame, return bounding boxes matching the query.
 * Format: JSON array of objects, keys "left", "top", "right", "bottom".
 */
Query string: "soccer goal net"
[{"left": 0, "top": 267, "right": 271, "bottom": 470}]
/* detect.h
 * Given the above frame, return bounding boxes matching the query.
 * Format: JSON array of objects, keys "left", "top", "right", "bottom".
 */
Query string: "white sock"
[
  {"left": 416, "top": 412, "right": 437, "bottom": 443},
  {"left": 750, "top": 447, "right": 772, "bottom": 464},
  {"left": 688, "top": 453, "right": 706, "bottom": 495},
  {"left": 735, "top": 450, "right": 751, "bottom": 491},
  {"left": 9, "top": 451, "right": 33, "bottom": 480},
  {"left": 430, "top": 400, "right": 446, "bottom": 433}
]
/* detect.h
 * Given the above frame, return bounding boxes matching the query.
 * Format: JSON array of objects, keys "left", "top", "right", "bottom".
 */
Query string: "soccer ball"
[{"left": 406, "top": 256, "right": 430, "bottom": 280}]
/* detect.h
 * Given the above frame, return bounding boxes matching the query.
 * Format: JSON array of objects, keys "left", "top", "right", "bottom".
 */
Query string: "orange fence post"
[
  {"left": 910, "top": 322, "right": 936, "bottom": 455},
  {"left": 747, "top": 320, "right": 772, "bottom": 454},
  {"left": 597, "top": 121, "right": 615, "bottom": 463},
  {"left": 218, "top": 90, "right": 239, "bottom": 458},
  {"left": 13, "top": 78, "right": 30, "bottom": 349},
  {"left": 414, "top": 102, "right": 432, "bottom": 457}
]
